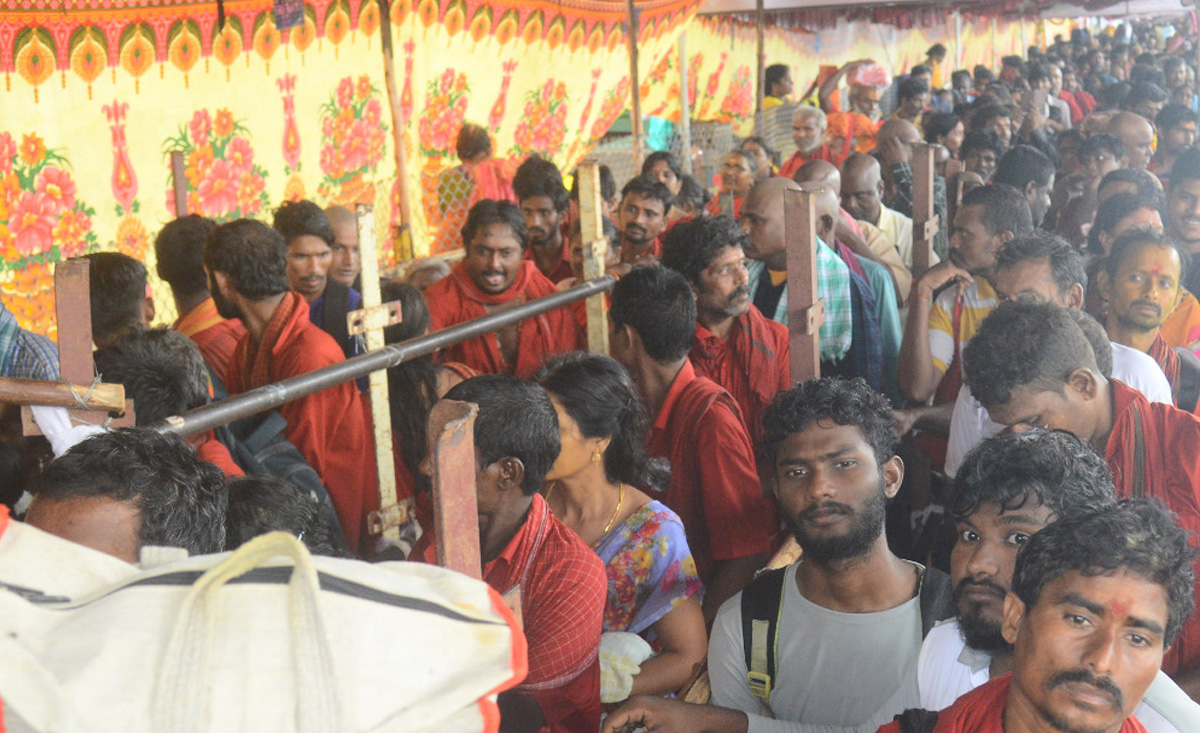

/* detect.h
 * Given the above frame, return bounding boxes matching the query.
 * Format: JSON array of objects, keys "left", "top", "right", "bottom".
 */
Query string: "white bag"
[{"left": 0, "top": 529, "right": 527, "bottom": 732}]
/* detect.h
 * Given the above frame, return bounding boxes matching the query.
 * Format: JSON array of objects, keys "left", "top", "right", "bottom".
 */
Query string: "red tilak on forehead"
[{"left": 1110, "top": 599, "right": 1132, "bottom": 617}]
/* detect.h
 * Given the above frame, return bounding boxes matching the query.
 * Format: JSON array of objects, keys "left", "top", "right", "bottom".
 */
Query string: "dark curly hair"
[
  {"left": 1087, "top": 192, "right": 1163, "bottom": 256},
  {"left": 81, "top": 252, "right": 147, "bottom": 346},
  {"left": 761, "top": 378, "right": 897, "bottom": 471},
  {"left": 513, "top": 156, "right": 569, "bottom": 212},
  {"left": 620, "top": 174, "right": 675, "bottom": 214},
  {"left": 1105, "top": 226, "right": 1188, "bottom": 288},
  {"left": 1013, "top": 499, "right": 1197, "bottom": 646},
  {"left": 952, "top": 428, "right": 1116, "bottom": 521},
  {"left": 642, "top": 151, "right": 684, "bottom": 181},
  {"left": 661, "top": 214, "right": 749, "bottom": 288},
  {"left": 273, "top": 199, "right": 335, "bottom": 248},
  {"left": 94, "top": 328, "right": 209, "bottom": 427},
  {"left": 461, "top": 199, "right": 529, "bottom": 251},
  {"left": 456, "top": 122, "right": 492, "bottom": 162},
  {"left": 34, "top": 428, "right": 227, "bottom": 556},
  {"left": 203, "top": 219, "right": 291, "bottom": 300},
  {"left": 226, "top": 474, "right": 343, "bottom": 557},
  {"left": 995, "top": 230, "right": 1086, "bottom": 297},
  {"left": 675, "top": 175, "right": 712, "bottom": 212},
  {"left": 155, "top": 214, "right": 217, "bottom": 298},
  {"left": 963, "top": 300, "right": 1099, "bottom": 409},
  {"left": 536, "top": 352, "right": 664, "bottom": 492},
  {"left": 609, "top": 266, "right": 696, "bottom": 364}
]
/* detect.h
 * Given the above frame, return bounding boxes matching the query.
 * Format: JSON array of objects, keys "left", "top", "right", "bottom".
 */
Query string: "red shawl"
[
  {"left": 779, "top": 145, "right": 836, "bottom": 179},
  {"left": 426, "top": 260, "right": 581, "bottom": 378},
  {"left": 690, "top": 306, "right": 790, "bottom": 445},
  {"left": 174, "top": 296, "right": 246, "bottom": 386},
  {"left": 1105, "top": 379, "right": 1200, "bottom": 676},
  {"left": 875, "top": 675, "right": 1147, "bottom": 733},
  {"left": 226, "top": 292, "right": 378, "bottom": 553},
  {"left": 1147, "top": 333, "right": 1183, "bottom": 406}
]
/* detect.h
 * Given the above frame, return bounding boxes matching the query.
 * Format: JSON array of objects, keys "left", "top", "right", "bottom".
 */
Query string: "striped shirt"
[
  {"left": 928, "top": 277, "right": 997, "bottom": 375},
  {"left": 0, "top": 301, "right": 59, "bottom": 381}
]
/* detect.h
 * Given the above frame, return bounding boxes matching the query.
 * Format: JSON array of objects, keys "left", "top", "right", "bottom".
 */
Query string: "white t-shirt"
[
  {"left": 945, "top": 342, "right": 1173, "bottom": 477},
  {"left": 708, "top": 562, "right": 924, "bottom": 733}
]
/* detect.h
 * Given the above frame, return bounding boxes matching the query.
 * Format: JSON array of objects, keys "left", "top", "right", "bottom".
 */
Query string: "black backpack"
[{"left": 740, "top": 563, "right": 956, "bottom": 717}]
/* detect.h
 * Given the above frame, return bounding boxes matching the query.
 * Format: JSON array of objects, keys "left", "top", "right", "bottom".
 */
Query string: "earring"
[{"left": 591, "top": 448, "right": 603, "bottom": 463}]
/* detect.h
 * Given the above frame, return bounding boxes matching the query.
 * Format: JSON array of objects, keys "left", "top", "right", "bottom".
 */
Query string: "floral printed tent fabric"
[
  {"left": 1, "top": 0, "right": 1042, "bottom": 337},
  {"left": 1, "top": 0, "right": 697, "bottom": 335}
]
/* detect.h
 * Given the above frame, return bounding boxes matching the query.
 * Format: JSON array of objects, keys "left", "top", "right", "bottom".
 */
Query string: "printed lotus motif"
[
  {"left": 162, "top": 107, "right": 270, "bottom": 221},
  {"left": 319, "top": 75, "right": 388, "bottom": 205}
]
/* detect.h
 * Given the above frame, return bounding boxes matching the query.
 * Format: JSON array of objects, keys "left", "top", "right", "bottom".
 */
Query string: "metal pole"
[
  {"left": 626, "top": 0, "right": 644, "bottom": 170},
  {"left": 171, "top": 151, "right": 188, "bottom": 216},
  {"left": 154, "top": 278, "right": 617, "bottom": 437},
  {"left": 992, "top": 16, "right": 998, "bottom": 71},
  {"left": 755, "top": 0, "right": 765, "bottom": 114},
  {"left": 679, "top": 31, "right": 693, "bottom": 176},
  {"left": 954, "top": 11, "right": 962, "bottom": 73}
]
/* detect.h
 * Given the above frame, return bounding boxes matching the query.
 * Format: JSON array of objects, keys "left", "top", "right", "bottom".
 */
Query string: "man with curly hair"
[{"left": 661, "top": 214, "right": 790, "bottom": 445}]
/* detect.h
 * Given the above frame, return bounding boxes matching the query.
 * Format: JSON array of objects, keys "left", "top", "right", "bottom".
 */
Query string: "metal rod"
[
  {"left": 154, "top": 278, "right": 617, "bottom": 437},
  {"left": 679, "top": 31, "right": 693, "bottom": 176},
  {"left": 626, "top": 0, "right": 644, "bottom": 170},
  {"left": 755, "top": 0, "right": 765, "bottom": 114}
]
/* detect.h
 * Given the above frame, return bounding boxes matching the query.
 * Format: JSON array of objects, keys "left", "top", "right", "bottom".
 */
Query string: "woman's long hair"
[{"left": 382, "top": 281, "right": 438, "bottom": 485}]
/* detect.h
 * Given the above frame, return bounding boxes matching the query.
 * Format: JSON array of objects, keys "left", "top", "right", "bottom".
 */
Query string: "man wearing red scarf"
[
  {"left": 661, "top": 215, "right": 789, "bottom": 446},
  {"left": 1098, "top": 229, "right": 1200, "bottom": 413},
  {"left": 426, "top": 200, "right": 581, "bottom": 378},
  {"left": 964, "top": 300, "right": 1200, "bottom": 697},
  {"left": 205, "top": 219, "right": 378, "bottom": 554},
  {"left": 876, "top": 500, "right": 1191, "bottom": 733}
]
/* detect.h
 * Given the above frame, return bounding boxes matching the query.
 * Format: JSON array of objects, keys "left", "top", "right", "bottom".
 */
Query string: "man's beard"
[
  {"left": 623, "top": 224, "right": 651, "bottom": 247},
  {"left": 796, "top": 137, "right": 822, "bottom": 154},
  {"left": 209, "top": 272, "right": 241, "bottom": 320},
  {"left": 1115, "top": 299, "right": 1163, "bottom": 332},
  {"left": 953, "top": 577, "right": 1011, "bottom": 653},
  {"left": 786, "top": 479, "right": 886, "bottom": 563},
  {"left": 700, "top": 284, "right": 751, "bottom": 322}
]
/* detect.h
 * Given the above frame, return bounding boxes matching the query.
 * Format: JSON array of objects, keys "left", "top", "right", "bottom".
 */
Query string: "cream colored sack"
[{"left": 0, "top": 529, "right": 526, "bottom": 733}]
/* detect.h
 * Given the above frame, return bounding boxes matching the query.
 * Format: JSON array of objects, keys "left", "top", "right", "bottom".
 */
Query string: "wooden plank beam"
[
  {"left": 0, "top": 377, "right": 124, "bottom": 412},
  {"left": 678, "top": 31, "right": 693, "bottom": 176},
  {"left": 783, "top": 188, "right": 824, "bottom": 384},
  {"left": 170, "top": 151, "right": 188, "bottom": 216},
  {"left": 755, "top": 0, "right": 765, "bottom": 114},
  {"left": 353, "top": 204, "right": 402, "bottom": 545},
  {"left": 576, "top": 161, "right": 610, "bottom": 356},
  {"left": 626, "top": 0, "right": 644, "bottom": 170},
  {"left": 430, "top": 399, "right": 482, "bottom": 580},
  {"left": 911, "top": 142, "right": 938, "bottom": 282}
]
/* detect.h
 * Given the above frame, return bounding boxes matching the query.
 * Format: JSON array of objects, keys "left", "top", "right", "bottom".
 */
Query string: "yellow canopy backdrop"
[{"left": 0, "top": 0, "right": 1042, "bottom": 337}]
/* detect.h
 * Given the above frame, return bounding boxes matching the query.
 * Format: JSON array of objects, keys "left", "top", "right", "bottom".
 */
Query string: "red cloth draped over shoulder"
[
  {"left": 173, "top": 297, "right": 247, "bottom": 386},
  {"left": 779, "top": 145, "right": 836, "bottom": 179},
  {"left": 690, "top": 306, "right": 790, "bottom": 446},
  {"left": 875, "top": 675, "right": 1147, "bottom": 733},
  {"left": 1106, "top": 379, "right": 1200, "bottom": 677},
  {"left": 225, "top": 292, "right": 378, "bottom": 553},
  {"left": 425, "top": 260, "right": 582, "bottom": 378}
]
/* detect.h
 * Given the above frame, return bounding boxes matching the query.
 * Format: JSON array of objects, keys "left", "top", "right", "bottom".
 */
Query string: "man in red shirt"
[
  {"left": 425, "top": 200, "right": 581, "bottom": 378},
  {"left": 205, "top": 219, "right": 378, "bottom": 553},
  {"left": 609, "top": 266, "right": 777, "bottom": 624},
  {"left": 412, "top": 375, "right": 606, "bottom": 732},
  {"left": 615, "top": 175, "right": 673, "bottom": 269},
  {"left": 155, "top": 214, "right": 246, "bottom": 385},
  {"left": 779, "top": 106, "right": 835, "bottom": 179},
  {"left": 876, "top": 500, "right": 1193, "bottom": 733},
  {"left": 515, "top": 156, "right": 574, "bottom": 283},
  {"left": 661, "top": 215, "right": 789, "bottom": 445},
  {"left": 964, "top": 299, "right": 1200, "bottom": 697}
]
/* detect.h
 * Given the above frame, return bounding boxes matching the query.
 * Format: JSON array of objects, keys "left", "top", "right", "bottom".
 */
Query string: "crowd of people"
[{"left": 5, "top": 17, "right": 1200, "bottom": 733}]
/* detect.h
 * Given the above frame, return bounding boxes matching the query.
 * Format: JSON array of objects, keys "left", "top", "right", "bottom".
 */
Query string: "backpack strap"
[
  {"left": 918, "top": 566, "right": 956, "bottom": 639},
  {"left": 740, "top": 566, "right": 788, "bottom": 718},
  {"left": 893, "top": 708, "right": 940, "bottom": 733}
]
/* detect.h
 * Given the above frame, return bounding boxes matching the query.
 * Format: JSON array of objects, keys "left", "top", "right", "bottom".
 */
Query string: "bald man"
[
  {"left": 1109, "top": 111, "right": 1156, "bottom": 170},
  {"left": 739, "top": 177, "right": 854, "bottom": 366},
  {"left": 876, "top": 119, "right": 949, "bottom": 258},
  {"left": 795, "top": 164, "right": 903, "bottom": 396},
  {"left": 842, "top": 153, "right": 940, "bottom": 279},
  {"left": 779, "top": 107, "right": 835, "bottom": 178},
  {"left": 324, "top": 205, "right": 362, "bottom": 288}
]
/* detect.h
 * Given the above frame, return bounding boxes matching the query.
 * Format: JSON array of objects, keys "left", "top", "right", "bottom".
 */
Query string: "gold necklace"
[{"left": 545, "top": 482, "right": 625, "bottom": 538}]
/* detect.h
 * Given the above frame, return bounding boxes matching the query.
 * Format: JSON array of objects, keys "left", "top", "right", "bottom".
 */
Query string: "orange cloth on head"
[
  {"left": 689, "top": 305, "right": 790, "bottom": 446},
  {"left": 173, "top": 297, "right": 247, "bottom": 386},
  {"left": 425, "top": 260, "right": 582, "bottom": 378},
  {"left": 1106, "top": 379, "right": 1200, "bottom": 676},
  {"left": 225, "top": 292, "right": 378, "bottom": 553},
  {"left": 876, "top": 674, "right": 1148, "bottom": 733},
  {"left": 1160, "top": 290, "right": 1200, "bottom": 354}
]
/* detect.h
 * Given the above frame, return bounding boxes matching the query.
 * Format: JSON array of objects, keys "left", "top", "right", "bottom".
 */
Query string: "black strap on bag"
[{"left": 321, "top": 280, "right": 353, "bottom": 359}]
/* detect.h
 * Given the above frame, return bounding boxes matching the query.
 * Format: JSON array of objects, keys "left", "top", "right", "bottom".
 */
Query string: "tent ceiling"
[
  {"left": 698, "top": 0, "right": 933, "bottom": 12},
  {"left": 698, "top": 0, "right": 1192, "bottom": 16}
]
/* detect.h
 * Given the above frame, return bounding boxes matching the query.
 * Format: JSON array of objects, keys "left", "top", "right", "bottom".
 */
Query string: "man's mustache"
[
  {"left": 952, "top": 577, "right": 1008, "bottom": 603},
  {"left": 1048, "top": 669, "right": 1124, "bottom": 711}
]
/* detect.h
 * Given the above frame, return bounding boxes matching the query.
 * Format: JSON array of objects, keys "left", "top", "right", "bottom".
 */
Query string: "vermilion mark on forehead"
[{"left": 1110, "top": 599, "right": 1132, "bottom": 617}]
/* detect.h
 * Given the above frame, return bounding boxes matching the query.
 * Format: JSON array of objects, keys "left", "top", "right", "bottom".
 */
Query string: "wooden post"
[
  {"left": 378, "top": 0, "right": 415, "bottom": 261},
  {"left": 21, "top": 259, "right": 135, "bottom": 435},
  {"left": 679, "top": 31, "right": 693, "bottom": 176},
  {"left": 783, "top": 188, "right": 824, "bottom": 384},
  {"left": 1020, "top": 16, "right": 1027, "bottom": 56},
  {"left": 170, "top": 151, "right": 188, "bottom": 217},
  {"left": 755, "top": 0, "right": 765, "bottom": 114},
  {"left": 954, "top": 11, "right": 963, "bottom": 73},
  {"left": 0, "top": 377, "right": 123, "bottom": 411},
  {"left": 430, "top": 399, "right": 482, "bottom": 579},
  {"left": 576, "top": 161, "right": 610, "bottom": 356},
  {"left": 626, "top": 0, "right": 644, "bottom": 170},
  {"left": 912, "top": 143, "right": 938, "bottom": 282},
  {"left": 351, "top": 204, "right": 405, "bottom": 544},
  {"left": 992, "top": 17, "right": 998, "bottom": 72}
]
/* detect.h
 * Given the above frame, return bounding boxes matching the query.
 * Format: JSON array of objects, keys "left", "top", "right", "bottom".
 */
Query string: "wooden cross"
[
  {"left": 912, "top": 142, "right": 940, "bottom": 282},
  {"left": 19, "top": 259, "right": 135, "bottom": 436},
  {"left": 783, "top": 188, "right": 825, "bottom": 384},
  {"left": 347, "top": 204, "right": 407, "bottom": 544},
  {"left": 574, "top": 160, "right": 610, "bottom": 356}
]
